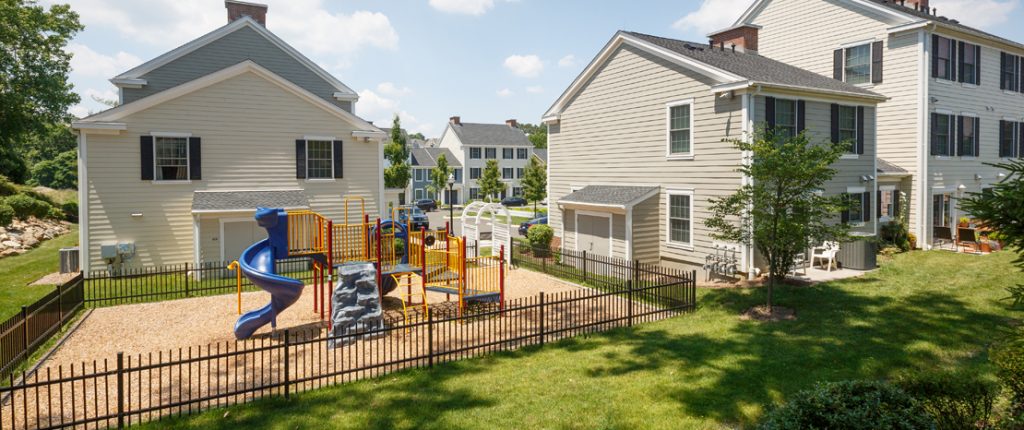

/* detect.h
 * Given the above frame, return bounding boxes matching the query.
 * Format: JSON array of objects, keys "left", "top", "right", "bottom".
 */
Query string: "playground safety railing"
[
  {"left": 285, "top": 211, "right": 331, "bottom": 258},
  {"left": 331, "top": 222, "right": 372, "bottom": 265}
]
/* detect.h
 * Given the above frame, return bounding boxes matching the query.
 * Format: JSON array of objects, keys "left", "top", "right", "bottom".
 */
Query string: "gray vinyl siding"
[
  {"left": 749, "top": 0, "right": 922, "bottom": 238},
  {"left": 631, "top": 195, "right": 660, "bottom": 263},
  {"left": 122, "top": 26, "right": 352, "bottom": 112},
  {"left": 83, "top": 71, "right": 381, "bottom": 270},
  {"left": 548, "top": 44, "right": 746, "bottom": 271}
]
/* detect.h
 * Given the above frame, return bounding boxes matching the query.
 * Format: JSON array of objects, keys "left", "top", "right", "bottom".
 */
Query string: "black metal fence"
[
  {"left": 0, "top": 275, "right": 693, "bottom": 430},
  {"left": 0, "top": 275, "right": 85, "bottom": 383}
]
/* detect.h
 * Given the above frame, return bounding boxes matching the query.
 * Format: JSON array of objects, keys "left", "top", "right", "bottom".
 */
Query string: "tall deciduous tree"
[
  {"left": 427, "top": 154, "right": 451, "bottom": 203},
  {"left": 477, "top": 159, "right": 504, "bottom": 202},
  {"left": 0, "top": 0, "right": 82, "bottom": 183},
  {"left": 705, "top": 127, "right": 851, "bottom": 312},
  {"left": 383, "top": 115, "right": 411, "bottom": 189},
  {"left": 521, "top": 156, "right": 547, "bottom": 215},
  {"left": 519, "top": 123, "right": 547, "bottom": 149}
]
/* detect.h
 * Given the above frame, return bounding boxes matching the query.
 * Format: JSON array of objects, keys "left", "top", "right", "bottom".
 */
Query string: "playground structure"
[
  {"left": 461, "top": 201, "right": 513, "bottom": 257},
  {"left": 232, "top": 197, "right": 506, "bottom": 339}
]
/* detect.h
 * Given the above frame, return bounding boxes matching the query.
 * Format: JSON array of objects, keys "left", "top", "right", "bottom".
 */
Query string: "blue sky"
[{"left": 52, "top": 0, "right": 1024, "bottom": 136}]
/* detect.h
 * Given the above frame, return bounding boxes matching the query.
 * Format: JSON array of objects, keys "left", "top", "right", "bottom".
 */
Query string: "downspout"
[
  {"left": 917, "top": 25, "right": 934, "bottom": 249},
  {"left": 743, "top": 86, "right": 761, "bottom": 279}
]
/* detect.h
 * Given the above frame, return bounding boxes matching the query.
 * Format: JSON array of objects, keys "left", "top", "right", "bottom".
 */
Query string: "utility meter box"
[
  {"left": 117, "top": 242, "right": 136, "bottom": 258},
  {"left": 100, "top": 244, "right": 119, "bottom": 259}
]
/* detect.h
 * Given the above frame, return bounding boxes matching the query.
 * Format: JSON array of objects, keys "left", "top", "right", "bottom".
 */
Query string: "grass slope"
[
  {"left": 0, "top": 224, "right": 78, "bottom": 320},
  {"left": 145, "top": 251, "right": 1022, "bottom": 429}
]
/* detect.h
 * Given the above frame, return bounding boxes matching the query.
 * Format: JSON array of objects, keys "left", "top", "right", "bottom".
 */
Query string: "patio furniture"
[
  {"left": 789, "top": 251, "right": 808, "bottom": 276},
  {"left": 933, "top": 226, "right": 955, "bottom": 251},
  {"left": 811, "top": 242, "right": 840, "bottom": 272},
  {"left": 957, "top": 228, "right": 979, "bottom": 253}
]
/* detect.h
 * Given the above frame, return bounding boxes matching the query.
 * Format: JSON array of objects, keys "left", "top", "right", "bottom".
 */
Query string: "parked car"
[
  {"left": 415, "top": 199, "right": 437, "bottom": 212},
  {"left": 519, "top": 216, "right": 548, "bottom": 236},
  {"left": 501, "top": 196, "right": 527, "bottom": 207},
  {"left": 396, "top": 206, "right": 430, "bottom": 231}
]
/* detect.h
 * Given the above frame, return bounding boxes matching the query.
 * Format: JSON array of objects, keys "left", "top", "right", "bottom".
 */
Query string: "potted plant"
[
  {"left": 988, "top": 230, "right": 1005, "bottom": 250},
  {"left": 958, "top": 216, "right": 971, "bottom": 228},
  {"left": 979, "top": 231, "right": 993, "bottom": 253}
]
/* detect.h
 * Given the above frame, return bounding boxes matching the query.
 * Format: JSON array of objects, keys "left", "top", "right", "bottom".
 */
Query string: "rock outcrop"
[
  {"left": 328, "top": 262, "right": 385, "bottom": 348},
  {"left": 0, "top": 218, "right": 71, "bottom": 258}
]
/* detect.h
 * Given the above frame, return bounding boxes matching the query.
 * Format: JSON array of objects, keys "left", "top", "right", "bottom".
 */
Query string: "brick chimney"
[
  {"left": 708, "top": 24, "right": 760, "bottom": 52},
  {"left": 904, "top": 0, "right": 929, "bottom": 11},
  {"left": 226, "top": 0, "right": 267, "bottom": 26},
  {"left": 449, "top": 116, "right": 461, "bottom": 126},
  {"left": 505, "top": 119, "right": 518, "bottom": 128}
]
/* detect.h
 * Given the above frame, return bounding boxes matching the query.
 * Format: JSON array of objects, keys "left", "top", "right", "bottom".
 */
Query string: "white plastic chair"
[{"left": 811, "top": 241, "right": 840, "bottom": 272}]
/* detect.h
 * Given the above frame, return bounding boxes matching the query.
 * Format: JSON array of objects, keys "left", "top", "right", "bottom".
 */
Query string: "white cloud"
[
  {"left": 376, "top": 82, "right": 413, "bottom": 97},
  {"left": 357, "top": 89, "right": 435, "bottom": 135},
  {"left": 672, "top": 0, "right": 752, "bottom": 35},
  {"left": 358, "top": 89, "right": 401, "bottom": 117},
  {"left": 931, "top": 0, "right": 1019, "bottom": 29},
  {"left": 557, "top": 54, "right": 577, "bottom": 68},
  {"left": 526, "top": 86, "right": 544, "bottom": 94},
  {"left": 496, "top": 88, "right": 514, "bottom": 97},
  {"left": 428, "top": 0, "right": 495, "bottom": 15},
  {"left": 503, "top": 54, "right": 544, "bottom": 78},
  {"left": 67, "top": 43, "right": 142, "bottom": 79}
]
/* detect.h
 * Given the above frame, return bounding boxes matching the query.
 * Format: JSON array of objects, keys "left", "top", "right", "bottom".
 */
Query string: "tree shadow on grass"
[{"left": 573, "top": 281, "right": 1006, "bottom": 426}]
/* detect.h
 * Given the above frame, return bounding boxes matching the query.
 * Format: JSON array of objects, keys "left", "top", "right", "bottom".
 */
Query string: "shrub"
[
  {"left": 29, "top": 150, "right": 77, "bottom": 190},
  {"left": 3, "top": 193, "right": 53, "bottom": 220},
  {"left": 46, "top": 206, "right": 65, "bottom": 220},
  {"left": 907, "top": 231, "right": 918, "bottom": 250},
  {"left": 17, "top": 188, "right": 57, "bottom": 206},
  {"left": 61, "top": 200, "right": 78, "bottom": 223},
  {"left": 758, "top": 380, "right": 934, "bottom": 430},
  {"left": 0, "top": 175, "right": 17, "bottom": 197},
  {"left": 0, "top": 202, "right": 13, "bottom": 227},
  {"left": 993, "top": 343, "right": 1024, "bottom": 413},
  {"left": 895, "top": 370, "right": 997, "bottom": 430},
  {"left": 526, "top": 224, "right": 554, "bottom": 257}
]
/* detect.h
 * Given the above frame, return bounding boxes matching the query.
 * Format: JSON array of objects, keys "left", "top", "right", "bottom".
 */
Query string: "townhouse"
[
  {"left": 409, "top": 146, "right": 463, "bottom": 204},
  {"left": 437, "top": 117, "right": 534, "bottom": 203}
]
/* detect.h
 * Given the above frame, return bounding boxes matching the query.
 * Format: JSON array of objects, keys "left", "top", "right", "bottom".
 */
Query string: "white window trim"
[
  {"left": 845, "top": 188, "right": 867, "bottom": 227},
  {"left": 305, "top": 139, "right": 335, "bottom": 181},
  {"left": 665, "top": 99, "right": 695, "bottom": 160},
  {"left": 772, "top": 97, "right": 800, "bottom": 135},
  {"left": 958, "top": 112, "right": 979, "bottom": 158},
  {"left": 934, "top": 36, "right": 956, "bottom": 82},
  {"left": 837, "top": 104, "right": 859, "bottom": 156},
  {"left": 469, "top": 147, "right": 482, "bottom": 159},
  {"left": 152, "top": 133, "right": 191, "bottom": 183},
  {"left": 572, "top": 209, "right": 613, "bottom": 258},
  {"left": 931, "top": 109, "right": 955, "bottom": 158},
  {"left": 664, "top": 189, "right": 695, "bottom": 251},
  {"left": 841, "top": 42, "right": 874, "bottom": 87}
]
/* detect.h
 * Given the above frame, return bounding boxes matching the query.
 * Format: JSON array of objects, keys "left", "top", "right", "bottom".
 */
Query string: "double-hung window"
[
  {"left": 469, "top": 147, "right": 482, "bottom": 159},
  {"left": 513, "top": 187, "right": 523, "bottom": 197},
  {"left": 838, "top": 105, "right": 857, "bottom": 151},
  {"left": 516, "top": 168, "right": 524, "bottom": 179},
  {"left": 517, "top": 148, "right": 528, "bottom": 159},
  {"left": 1001, "top": 53, "right": 1020, "bottom": 91},
  {"left": 775, "top": 99, "right": 798, "bottom": 139},
  {"left": 469, "top": 168, "right": 481, "bottom": 179},
  {"left": 933, "top": 36, "right": 954, "bottom": 81},
  {"left": 155, "top": 137, "right": 188, "bottom": 181},
  {"left": 930, "top": 113, "right": 954, "bottom": 156},
  {"left": 502, "top": 168, "right": 514, "bottom": 179},
  {"left": 958, "top": 115, "right": 979, "bottom": 157},
  {"left": 933, "top": 193, "right": 952, "bottom": 228},
  {"left": 960, "top": 42, "right": 980, "bottom": 85},
  {"left": 667, "top": 191, "right": 693, "bottom": 248},
  {"left": 844, "top": 44, "right": 872, "bottom": 85},
  {"left": 848, "top": 193, "right": 865, "bottom": 224},
  {"left": 305, "top": 140, "right": 334, "bottom": 179},
  {"left": 484, "top": 148, "right": 497, "bottom": 159},
  {"left": 1000, "top": 120, "right": 1019, "bottom": 158},
  {"left": 414, "top": 169, "right": 425, "bottom": 182},
  {"left": 667, "top": 101, "right": 693, "bottom": 156},
  {"left": 502, "top": 148, "right": 514, "bottom": 159}
]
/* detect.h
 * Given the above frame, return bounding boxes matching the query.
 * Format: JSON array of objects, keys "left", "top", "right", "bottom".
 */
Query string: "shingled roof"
[
  {"left": 191, "top": 190, "right": 309, "bottom": 213},
  {"left": 865, "top": 0, "right": 1024, "bottom": 51},
  {"left": 450, "top": 123, "right": 533, "bottom": 147},
  {"left": 411, "top": 147, "right": 462, "bottom": 168},
  {"left": 622, "top": 31, "right": 884, "bottom": 99},
  {"left": 559, "top": 185, "right": 660, "bottom": 208}
]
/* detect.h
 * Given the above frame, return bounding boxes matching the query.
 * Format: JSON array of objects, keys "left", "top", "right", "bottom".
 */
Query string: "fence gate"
[{"left": 460, "top": 202, "right": 512, "bottom": 257}]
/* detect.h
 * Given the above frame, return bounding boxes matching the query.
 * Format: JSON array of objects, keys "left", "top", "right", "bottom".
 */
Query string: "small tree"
[
  {"left": 705, "top": 127, "right": 851, "bottom": 312},
  {"left": 477, "top": 159, "right": 505, "bottom": 202},
  {"left": 383, "top": 115, "right": 411, "bottom": 190},
  {"left": 427, "top": 154, "right": 451, "bottom": 204},
  {"left": 521, "top": 156, "right": 547, "bottom": 216}
]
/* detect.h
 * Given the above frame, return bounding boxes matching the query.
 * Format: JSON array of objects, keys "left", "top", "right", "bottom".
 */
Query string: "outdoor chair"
[
  {"left": 933, "top": 226, "right": 955, "bottom": 251},
  {"left": 957, "top": 228, "right": 979, "bottom": 253},
  {"left": 811, "top": 242, "right": 840, "bottom": 272},
  {"left": 788, "top": 251, "right": 808, "bottom": 276}
]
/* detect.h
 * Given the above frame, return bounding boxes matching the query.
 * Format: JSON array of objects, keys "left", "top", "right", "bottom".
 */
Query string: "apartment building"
[{"left": 437, "top": 117, "right": 534, "bottom": 202}]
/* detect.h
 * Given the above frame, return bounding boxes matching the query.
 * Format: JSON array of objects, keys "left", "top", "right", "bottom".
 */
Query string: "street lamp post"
[{"left": 447, "top": 173, "right": 456, "bottom": 225}]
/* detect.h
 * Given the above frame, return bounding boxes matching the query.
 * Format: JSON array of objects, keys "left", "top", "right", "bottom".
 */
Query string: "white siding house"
[{"left": 437, "top": 118, "right": 535, "bottom": 203}]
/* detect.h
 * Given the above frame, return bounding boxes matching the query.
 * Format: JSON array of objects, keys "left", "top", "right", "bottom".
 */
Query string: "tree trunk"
[{"left": 767, "top": 270, "right": 775, "bottom": 311}]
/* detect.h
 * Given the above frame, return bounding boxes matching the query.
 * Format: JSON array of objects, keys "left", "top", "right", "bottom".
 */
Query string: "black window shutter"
[
  {"left": 188, "top": 137, "right": 201, "bottom": 180},
  {"left": 797, "top": 100, "right": 806, "bottom": 133},
  {"left": 930, "top": 113, "right": 938, "bottom": 155},
  {"left": 765, "top": 97, "right": 776, "bottom": 130},
  {"left": 856, "top": 106, "right": 865, "bottom": 155},
  {"left": 1002, "top": 53, "right": 1009, "bottom": 90},
  {"left": 871, "top": 41, "right": 883, "bottom": 83},
  {"left": 295, "top": 139, "right": 306, "bottom": 179},
  {"left": 841, "top": 193, "right": 850, "bottom": 224},
  {"left": 957, "top": 41, "right": 966, "bottom": 83},
  {"left": 948, "top": 115, "right": 957, "bottom": 156},
  {"left": 1018, "top": 56, "right": 1024, "bottom": 93},
  {"left": 893, "top": 190, "right": 901, "bottom": 217},
  {"left": 140, "top": 136, "right": 154, "bottom": 181},
  {"left": 332, "top": 140, "right": 344, "bottom": 179},
  {"left": 1000, "top": 120, "right": 1008, "bottom": 157},
  {"left": 1018, "top": 122, "right": 1024, "bottom": 158},
  {"left": 876, "top": 190, "right": 883, "bottom": 218},
  {"left": 950, "top": 41, "right": 958, "bottom": 81},
  {"left": 956, "top": 115, "right": 965, "bottom": 156},
  {"left": 830, "top": 103, "right": 840, "bottom": 143},
  {"left": 862, "top": 191, "right": 872, "bottom": 222},
  {"left": 975, "top": 45, "right": 982, "bottom": 85},
  {"left": 931, "top": 35, "right": 940, "bottom": 78},
  {"left": 834, "top": 49, "right": 844, "bottom": 80},
  {"left": 974, "top": 117, "right": 981, "bottom": 157}
]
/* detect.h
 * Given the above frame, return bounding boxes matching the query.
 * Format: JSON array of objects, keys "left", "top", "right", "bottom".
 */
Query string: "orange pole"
[{"left": 328, "top": 219, "right": 334, "bottom": 320}]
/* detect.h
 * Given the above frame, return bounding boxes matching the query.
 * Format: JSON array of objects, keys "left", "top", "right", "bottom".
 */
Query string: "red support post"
[
  {"left": 375, "top": 218, "right": 383, "bottom": 298},
  {"left": 327, "top": 219, "right": 334, "bottom": 320},
  {"left": 313, "top": 263, "right": 319, "bottom": 314},
  {"left": 499, "top": 245, "right": 505, "bottom": 310}
]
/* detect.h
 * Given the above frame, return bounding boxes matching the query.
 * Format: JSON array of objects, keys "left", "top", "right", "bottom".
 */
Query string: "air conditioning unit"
[{"left": 59, "top": 247, "right": 80, "bottom": 273}]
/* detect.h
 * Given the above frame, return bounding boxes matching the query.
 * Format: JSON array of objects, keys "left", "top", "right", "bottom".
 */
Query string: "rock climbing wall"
[{"left": 328, "top": 262, "right": 385, "bottom": 348}]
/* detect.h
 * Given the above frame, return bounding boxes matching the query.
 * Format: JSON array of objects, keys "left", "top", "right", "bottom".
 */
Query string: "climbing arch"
[{"left": 461, "top": 202, "right": 512, "bottom": 257}]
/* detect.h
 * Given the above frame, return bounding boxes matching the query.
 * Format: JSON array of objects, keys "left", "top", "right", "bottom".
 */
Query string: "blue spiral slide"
[{"left": 233, "top": 208, "right": 312, "bottom": 340}]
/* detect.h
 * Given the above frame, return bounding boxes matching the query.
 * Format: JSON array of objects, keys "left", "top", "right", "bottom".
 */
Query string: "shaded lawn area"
[
  {"left": 0, "top": 224, "right": 78, "bottom": 320},
  {"left": 145, "top": 250, "right": 1022, "bottom": 429}
]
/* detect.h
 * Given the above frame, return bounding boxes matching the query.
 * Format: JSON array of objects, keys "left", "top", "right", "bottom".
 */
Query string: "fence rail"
[
  {"left": 0, "top": 274, "right": 85, "bottom": 384},
  {"left": 0, "top": 251, "right": 695, "bottom": 430}
]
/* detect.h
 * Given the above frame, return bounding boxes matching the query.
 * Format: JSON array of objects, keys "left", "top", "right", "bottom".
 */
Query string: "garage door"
[
  {"left": 577, "top": 214, "right": 610, "bottom": 256},
  {"left": 222, "top": 220, "right": 268, "bottom": 262}
]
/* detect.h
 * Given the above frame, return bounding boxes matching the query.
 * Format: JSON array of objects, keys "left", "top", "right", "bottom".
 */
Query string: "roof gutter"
[{"left": 711, "top": 80, "right": 888, "bottom": 102}]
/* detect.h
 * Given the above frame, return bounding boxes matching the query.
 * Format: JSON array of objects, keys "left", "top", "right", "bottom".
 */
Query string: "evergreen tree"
[
  {"left": 383, "top": 115, "right": 411, "bottom": 189},
  {"left": 521, "top": 156, "right": 547, "bottom": 215},
  {"left": 477, "top": 159, "right": 505, "bottom": 202},
  {"left": 427, "top": 154, "right": 451, "bottom": 204}
]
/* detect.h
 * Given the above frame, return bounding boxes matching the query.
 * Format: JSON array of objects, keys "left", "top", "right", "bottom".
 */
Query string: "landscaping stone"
[
  {"left": 0, "top": 217, "right": 71, "bottom": 259},
  {"left": 328, "top": 262, "right": 385, "bottom": 347}
]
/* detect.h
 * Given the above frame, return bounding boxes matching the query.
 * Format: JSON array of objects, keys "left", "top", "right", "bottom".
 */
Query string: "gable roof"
[
  {"left": 449, "top": 123, "right": 533, "bottom": 147},
  {"left": 543, "top": 31, "right": 884, "bottom": 122},
  {"left": 877, "top": 158, "right": 910, "bottom": 176},
  {"left": 558, "top": 185, "right": 660, "bottom": 209},
  {"left": 74, "top": 60, "right": 383, "bottom": 138},
  {"left": 411, "top": 147, "right": 462, "bottom": 168},
  {"left": 532, "top": 148, "right": 547, "bottom": 164},
  {"left": 112, "top": 17, "right": 358, "bottom": 101}
]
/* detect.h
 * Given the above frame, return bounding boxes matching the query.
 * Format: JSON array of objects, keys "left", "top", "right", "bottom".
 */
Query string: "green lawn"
[
  {"left": 145, "top": 251, "right": 1022, "bottom": 429},
  {"left": 0, "top": 224, "right": 78, "bottom": 320}
]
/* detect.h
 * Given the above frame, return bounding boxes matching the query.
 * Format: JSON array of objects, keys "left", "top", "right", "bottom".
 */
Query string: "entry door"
[
  {"left": 577, "top": 214, "right": 610, "bottom": 256},
  {"left": 223, "top": 220, "right": 268, "bottom": 262}
]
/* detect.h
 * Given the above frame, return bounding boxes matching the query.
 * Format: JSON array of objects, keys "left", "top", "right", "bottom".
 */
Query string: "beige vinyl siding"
[
  {"left": 925, "top": 31, "right": 1024, "bottom": 242},
  {"left": 84, "top": 71, "right": 381, "bottom": 270},
  {"left": 749, "top": 0, "right": 923, "bottom": 237},
  {"left": 548, "top": 44, "right": 745, "bottom": 270},
  {"left": 631, "top": 195, "right": 660, "bottom": 263}
]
